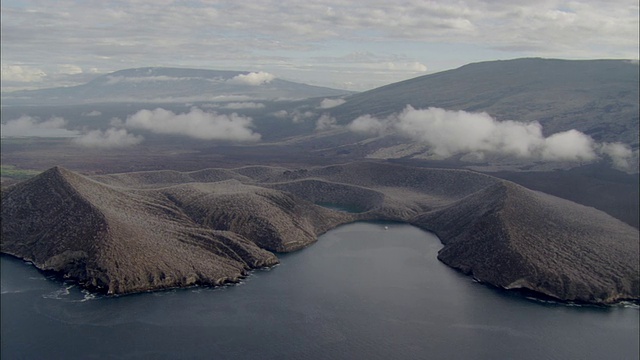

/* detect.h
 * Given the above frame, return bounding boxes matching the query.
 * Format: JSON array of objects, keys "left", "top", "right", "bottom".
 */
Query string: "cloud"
[
  {"left": 110, "top": 117, "right": 125, "bottom": 127},
  {"left": 227, "top": 72, "right": 275, "bottom": 86},
  {"left": 0, "top": 115, "right": 79, "bottom": 138},
  {"left": 319, "top": 98, "right": 346, "bottom": 109},
  {"left": 82, "top": 110, "right": 102, "bottom": 117},
  {"left": 273, "top": 110, "right": 315, "bottom": 123},
  {"left": 0, "top": 64, "right": 46, "bottom": 82},
  {"left": 539, "top": 130, "right": 596, "bottom": 161},
  {"left": 57, "top": 64, "right": 83, "bottom": 75},
  {"left": 385, "top": 62, "right": 428, "bottom": 72},
  {"left": 73, "top": 128, "right": 144, "bottom": 148},
  {"left": 221, "top": 102, "right": 265, "bottom": 109},
  {"left": 599, "top": 142, "right": 635, "bottom": 170},
  {"left": 308, "top": 53, "right": 431, "bottom": 90},
  {"left": 104, "top": 75, "right": 223, "bottom": 85},
  {"left": 348, "top": 114, "right": 389, "bottom": 134},
  {"left": 272, "top": 110, "right": 289, "bottom": 118},
  {"left": 293, "top": 111, "right": 315, "bottom": 123},
  {"left": 348, "top": 106, "right": 624, "bottom": 164},
  {"left": 125, "top": 107, "right": 261, "bottom": 141},
  {"left": 315, "top": 114, "right": 338, "bottom": 131},
  {"left": 2, "top": 1, "right": 637, "bottom": 92}
]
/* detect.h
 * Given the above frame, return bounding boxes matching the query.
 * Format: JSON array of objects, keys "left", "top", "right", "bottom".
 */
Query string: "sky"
[{"left": 1, "top": 0, "right": 638, "bottom": 92}]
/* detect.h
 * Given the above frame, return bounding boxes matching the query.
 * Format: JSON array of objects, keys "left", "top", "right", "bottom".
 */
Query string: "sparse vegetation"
[{"left": 2, "top": 163, "right": 637, "bottom": 303}]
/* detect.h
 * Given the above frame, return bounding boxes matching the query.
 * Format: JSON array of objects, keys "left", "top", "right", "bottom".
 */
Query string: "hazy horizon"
[{"left": 2, "top": 0, "right": 638, "bottom": 92}]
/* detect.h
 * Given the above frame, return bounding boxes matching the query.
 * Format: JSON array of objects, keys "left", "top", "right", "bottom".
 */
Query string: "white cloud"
[
  {"left": 227, "top": 72, "right": 276, "bottom": 86},
  {"left": 275, "top": 110, "right": 315, "bottom": 123},
  {"left": 539, "top": 130, "right": 596, "bottom": 161},
  {"left": 82, "top": 110, "right": 102, "bottom": 117},
  {"left": 315, "top": 114, "right": 338, "bottom": 131},
  {"left": 125, "top": 107, "right": 261, "bottom": 141},
  {"left": 104, "top": 75, "right": 223, "bottom": 85},
  {"left": 293, "top": 111, "right": 315, "bottom": 123},
  {"left": 57, "top": 64, "right": 83, "bottom": 75},
  {"left": 391, "top": 62, "right": 428, "bottom": 72},
  {"left": 1, "top": 1, "right": 637, "bottom": 91},
  {"left": 73, "top": 128, "right": 144, "bottom": 148},
  {"left": 348, "top": 114, "right": 389, "bottom": 134},
  {"left": 348, "top": 106, "right": 622, "bottom": 164},
  {"left": 319, "top": 98, "right": 346, "bottom": 109},
  {"left": 0, "top": 115, "right": 78, "bottom": 138},
  {"left": 1, "top": 64, "right": 46, "bottom": 82},
  {"left": 599, "top": 142, "right": 635, "bottom": 170},
  {"left": 272, "top": 110, "right": 289, "bottom": 118},
  {"left": 110, "top": 117, "right": 125, "bottom": 127},
  {"left": 221, "top": 102, "right": 265, "bottom": 109}
]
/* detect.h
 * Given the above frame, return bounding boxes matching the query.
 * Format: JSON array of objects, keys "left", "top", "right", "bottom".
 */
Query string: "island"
[{"left": 1, "top": 162, "right": 638, "bottom": 304}]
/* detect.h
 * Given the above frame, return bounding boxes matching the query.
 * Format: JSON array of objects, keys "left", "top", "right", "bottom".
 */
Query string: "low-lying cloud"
[
  {"left": 599, "top": 142, "right": 636, "bottom": 170},
  {"left": 82, "top": 110, "right": 102, "bottom": 117},
  {"left": 315, "top": 114, "right": 338, "bottom": 131},
  {"left": 319, "top": 98, "right": 346, "bottom": 109},
  {"left": 104, "top": 75, "right": 223, "bottom": 85},
  {"left": 227, "top": 71, "right": 275, "bottom": 86},
  {"left": 348, "top": 106, "right": 634, "bottom": 168},
  {"left": 73, "top": 128, "right": 143, "bottom": 148},
  {"left": 1, "top": 115, "right": 79, "bottom": 138},
  {"left": 222, "top": 102, "right": 265, "bottom": 109},
  {"left": 272, "top": 109, "right": 316, "bottom": 123},
  {"left": 125, "top": 107, "right": 261, "bottom": 141},
  {"left": 1, "top": 64, "right": 46, "bottom": 83}
]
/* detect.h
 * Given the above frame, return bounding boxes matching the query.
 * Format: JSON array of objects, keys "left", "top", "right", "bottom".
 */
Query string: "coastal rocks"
[
  {"left": 413, "top": 182, "right": 639, "bottom": 303},
  {"left": 2, "top": 167, "right": 282, "bottom": 294},
  {"left": 2, "top": 163, "right": 638, "bottom": 304}
]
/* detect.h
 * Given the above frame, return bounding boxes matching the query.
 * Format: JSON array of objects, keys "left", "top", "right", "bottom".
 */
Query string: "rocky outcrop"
[
  {"left": 412, "top": 182, "right": 639, "bottom": 303},
  {"left": 1, "top": 167, "right": 347, "bottom": 294},
  {"left": 2, "top": 162, "right": 638, "bottom": 303}
]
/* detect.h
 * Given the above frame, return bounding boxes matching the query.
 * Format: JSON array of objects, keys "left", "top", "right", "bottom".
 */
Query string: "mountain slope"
[
  {"left": 415, "top": 181, "right": 639, "bottom": 303},
  {"left": 0, "top": 167, "right": 350, "bottom": 294},
  {"left": 1, "top": 67, "right": 352, "bottom": 105},
  {"left": 2, "top": 162, "right": 638, "bottom": 303},
  {"left": 328, "top": 58, "right": 639, "bottom": 146}
]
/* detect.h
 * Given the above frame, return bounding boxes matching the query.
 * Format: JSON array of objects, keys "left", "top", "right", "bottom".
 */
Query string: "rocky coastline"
[{"left": 2, "top": 162, "right": 638, "bottom": 304}]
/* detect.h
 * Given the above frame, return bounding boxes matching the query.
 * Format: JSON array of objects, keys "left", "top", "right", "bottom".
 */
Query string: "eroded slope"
[{"left": 2, "top": 162, "right": 638, "bottom": 303}]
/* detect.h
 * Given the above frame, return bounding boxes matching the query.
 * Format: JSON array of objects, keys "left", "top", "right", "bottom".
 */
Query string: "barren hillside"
[{"left": 2, "top": 162, "right": 638, "bottom": 303}]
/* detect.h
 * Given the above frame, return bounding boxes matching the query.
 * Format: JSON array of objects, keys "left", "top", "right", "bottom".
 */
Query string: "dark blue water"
[{"left": 2, "top": 222, "right": 638, "bottom": 359}]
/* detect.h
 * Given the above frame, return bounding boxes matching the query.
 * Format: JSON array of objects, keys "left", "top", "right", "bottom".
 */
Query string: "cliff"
[{"left": 2, "top": 162, "right": 638, "bottom": 303}]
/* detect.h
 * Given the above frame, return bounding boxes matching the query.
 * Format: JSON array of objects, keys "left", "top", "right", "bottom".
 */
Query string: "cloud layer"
[
  {"left": 0, "top": 115, "right": 78, "bottom": 138},
  {"left": 2, "top": 1, "right": 637, "bottom": 91},
  {"left": 348, "top": 106, "right": 634, "bottom": 167},
  {"left": 319, "top": 98, "right": 346, "bottom": 109},
  {"left": 125, "top": 107, "right": 261, "bottom": 141},
  {"left": 222, "top": 102, "right": 265, "bottom": 109},
  {"left": 73, "top": 128, "right": 143, "bottom": 148},
  {"left": 227, "top": 72, "right": 275, "bottom": 86}
]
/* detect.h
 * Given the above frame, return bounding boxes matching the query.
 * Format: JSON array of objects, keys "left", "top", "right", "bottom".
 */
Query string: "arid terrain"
[
  {"left": 2, "top": 59, "right": 638, "bottom": 305},
  {"left": 2, "top": 162, "right": 638, "bottom": 303}
]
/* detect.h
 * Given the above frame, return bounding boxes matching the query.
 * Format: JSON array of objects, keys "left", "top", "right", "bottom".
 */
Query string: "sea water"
[{"left": 1, "top": 222, "right": 638, "bottom": 359}]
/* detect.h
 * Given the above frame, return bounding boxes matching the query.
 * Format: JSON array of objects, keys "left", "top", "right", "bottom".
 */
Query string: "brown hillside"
[{"left": 2, "top": 162, "right": 638, "bottom": 303}]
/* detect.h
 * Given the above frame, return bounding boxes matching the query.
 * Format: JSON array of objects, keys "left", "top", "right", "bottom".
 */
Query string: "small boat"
[{"left": 384, "top": 226, "right": 389, "bottom": 230}]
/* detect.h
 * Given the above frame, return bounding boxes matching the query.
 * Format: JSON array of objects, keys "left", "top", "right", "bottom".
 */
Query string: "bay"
[{"left": 1, "top": 222, "right": 638, "bottom": 359}]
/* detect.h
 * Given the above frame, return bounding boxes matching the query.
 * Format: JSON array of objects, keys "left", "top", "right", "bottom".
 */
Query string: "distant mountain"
[
  {"left": 328, "top": 58, "right": 639, "bottom": 146},
  {"left": 2, "top": 162, "right": 638, "bottom": 303},
  {"left": 1, "top": 67, "right": 353, "bottom": 105}
]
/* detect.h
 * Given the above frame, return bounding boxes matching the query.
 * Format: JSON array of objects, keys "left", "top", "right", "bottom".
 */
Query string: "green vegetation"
[{"left": 0, "top": 165, "right": 41, "bottom": 180}]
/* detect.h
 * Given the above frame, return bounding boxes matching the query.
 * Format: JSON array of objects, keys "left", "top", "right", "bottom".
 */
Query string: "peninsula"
[{"left": 1, "top": 162, "right": 638, "bottom": 304}]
